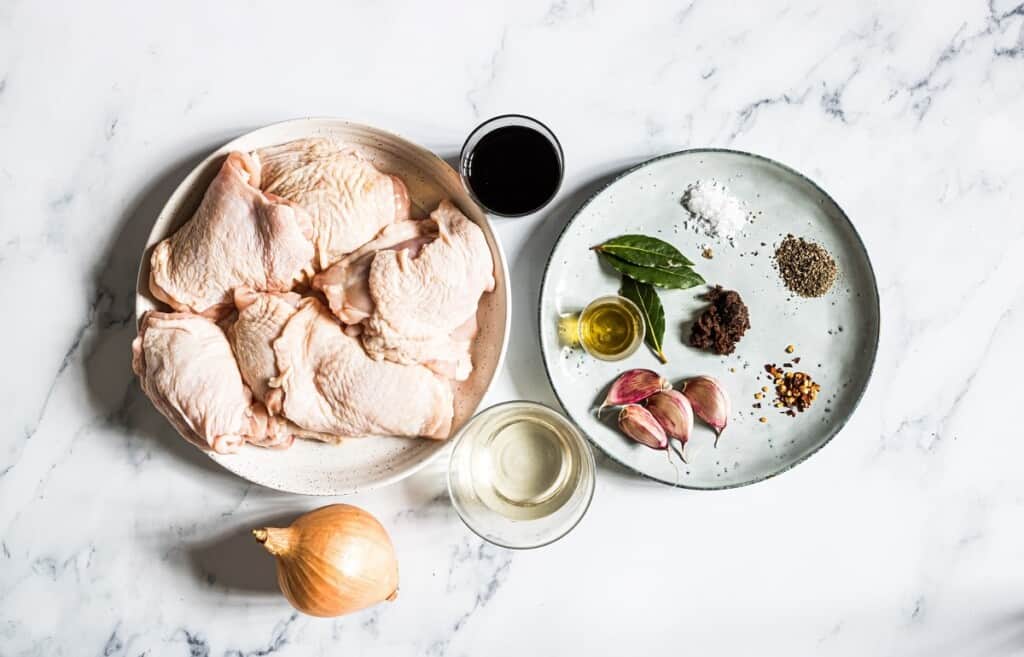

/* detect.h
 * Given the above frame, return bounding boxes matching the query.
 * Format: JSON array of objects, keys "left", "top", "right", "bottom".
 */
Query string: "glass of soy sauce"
[{"left": 460, "top": 114, "right": 564, "bottom": 217}]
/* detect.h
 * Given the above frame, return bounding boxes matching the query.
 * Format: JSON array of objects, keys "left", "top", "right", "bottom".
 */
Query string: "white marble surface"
[{"left": 2, "top": 0, "right": 1024, "bottom": 654}]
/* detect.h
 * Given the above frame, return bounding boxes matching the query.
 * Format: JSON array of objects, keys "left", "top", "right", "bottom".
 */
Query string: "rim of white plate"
[{"left": 537, "top": 147, "right": 880, "bottom": 490}]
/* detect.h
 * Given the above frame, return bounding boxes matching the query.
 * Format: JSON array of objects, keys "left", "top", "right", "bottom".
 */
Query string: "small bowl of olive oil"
[{"left": 577, "top": 295, "right": 645, "bottom": 361}]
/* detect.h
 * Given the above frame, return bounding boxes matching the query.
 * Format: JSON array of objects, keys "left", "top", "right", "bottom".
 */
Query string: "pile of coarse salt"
[{"left": 681, "top": 180, "right": 751, "bottom": 245}]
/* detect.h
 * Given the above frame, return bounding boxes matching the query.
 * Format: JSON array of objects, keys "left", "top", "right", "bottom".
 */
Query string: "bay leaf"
[
  {"left": 620, "top": 275, "right": 667, "bottom": 363},
  {"left": 593, "top": 234, "right": 694, "bottom": 268},
  {"left": 600, "top": 252, "right": 705, "bottom": 290}
]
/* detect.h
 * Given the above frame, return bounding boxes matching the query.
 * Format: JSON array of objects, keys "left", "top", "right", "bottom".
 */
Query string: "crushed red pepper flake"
[{"left": 764, "top": 363, "right": 822, "bottom": 414}]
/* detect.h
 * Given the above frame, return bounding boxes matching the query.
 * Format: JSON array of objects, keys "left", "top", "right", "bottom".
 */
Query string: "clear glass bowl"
[
  {"left": 447, "top": 401, "right": 595, "bottom": 549},
  {"left": 577, "top": 294, "right": 646, "bottom": 361},
  {"left": 459, "top": 114, "right": 565, "bottom": 217}
]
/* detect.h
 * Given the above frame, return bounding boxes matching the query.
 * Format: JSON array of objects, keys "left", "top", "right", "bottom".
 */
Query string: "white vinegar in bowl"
[{"left": 447, "top": 401, "right": 595, "bottom": 549}]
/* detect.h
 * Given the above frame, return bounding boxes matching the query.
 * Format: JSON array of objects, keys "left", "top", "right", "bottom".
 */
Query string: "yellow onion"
[{"left": 253, "top": 504, "right": 399, "bottom": 617}]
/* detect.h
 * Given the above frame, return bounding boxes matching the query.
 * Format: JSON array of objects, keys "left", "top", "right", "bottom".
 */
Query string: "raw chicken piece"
[
  {"left": 426, "top": 314, "right": 478, "bottom": 380},
  {"left": 227, "top": 287, "right": 300, "bottom": 414},
  {"left": 313, "top": 218, "right": 438, "bottom": 324},
  {"left": 226, "top": 290, "right": 351, "bottom": 445},
  {"left": 273, "top": 299, "right": 454, "bottom": 440},
  {"left": 255, "top": 139, "right": 411, "bottom": 269},
  {"left": 132, "top": 311, "right": 294, "bottom": 453},
  {"left": 149, "top": 152, "right": 315, "bottom": 316},
  {"left": 358, "top": 201, "right": 495, "bottom": 381}
]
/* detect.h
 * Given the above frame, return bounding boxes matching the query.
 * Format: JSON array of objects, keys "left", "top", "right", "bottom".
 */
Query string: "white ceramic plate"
[
  {"left": 539, "top": 149, "right": 879, "bottom": 489},
  {"left": 136, "top": 118, "right": 510, "bottom": 495}
]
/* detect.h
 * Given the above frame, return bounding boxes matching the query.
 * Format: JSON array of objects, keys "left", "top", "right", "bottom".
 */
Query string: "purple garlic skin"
[
  {"left": 645, "top": 389, "right": 694, "bottom": 445},
  {"left": 599, "top": 369, "right": 670, "bottom": 415},
  {"left": 618, "top": 404, "right": 668, "bottom": 450},
  {"left": 681, "top": 375, "right": 730, "bottom": 444}
]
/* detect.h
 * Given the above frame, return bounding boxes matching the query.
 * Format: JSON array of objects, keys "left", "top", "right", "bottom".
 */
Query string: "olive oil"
[
  {"left": 557, "top": 313, "right": 581, "bottom": 347},
  {"left": 578, "top": 295, "right": 644, "bottom": 361}
]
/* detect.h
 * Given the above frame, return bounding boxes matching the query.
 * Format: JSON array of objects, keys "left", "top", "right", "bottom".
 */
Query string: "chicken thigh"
[
  {"left": 226, "top": 287, "right": 300, "bottom": 414},
  {"left": 149, "top": 152, "right": 315, "bottom": 316},
  {"left": 255, "top": 139, "right": 411, "bottom": 269},
  {"left": 132, "top": 311, "right": 294, "bottom": 453},
  {"left": 348, "top": 201, "right": 494, "bottom": 381},
  {"left": 313, "top": 217, "right": 438, "bottom": 324},
  {"left": 273, "top": 298, "right": 454, "bottom": 439}
]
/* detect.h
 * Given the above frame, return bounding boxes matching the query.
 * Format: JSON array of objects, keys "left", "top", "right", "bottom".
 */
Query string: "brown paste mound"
[{"left": 689, "top": 286, "right": 750, "bottom": 355}]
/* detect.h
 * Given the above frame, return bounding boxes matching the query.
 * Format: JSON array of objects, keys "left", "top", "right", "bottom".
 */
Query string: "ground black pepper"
[{"left": 774, "top": 235, "right": 838, "bottom": 298}]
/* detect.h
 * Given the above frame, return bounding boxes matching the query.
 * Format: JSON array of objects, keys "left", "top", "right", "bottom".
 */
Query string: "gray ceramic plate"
[
  {"left": 137, "top": 119, "right": 510, "bottom": 495},
  {"left": 539, "top": 149, "right": 879, "bottom": 489}
]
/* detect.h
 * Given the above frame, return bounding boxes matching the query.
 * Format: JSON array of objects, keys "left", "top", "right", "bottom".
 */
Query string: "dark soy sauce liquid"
[{"left": 465, "top": 126, "right": 561, "bottom": 215}]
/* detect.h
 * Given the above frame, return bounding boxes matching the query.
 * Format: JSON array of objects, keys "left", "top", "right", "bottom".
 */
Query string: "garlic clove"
[
  {"left": 645, "top": 389, "right": 694, "bottom": 445},
  {"left": 599, "top": 369, "right": 670, "bottom": 415},
  {"left": 681, "top": 375, "right": 730, "bottom": 444},
  {"left": 618, "top": 404, "right": 668, "bottom": 450}
]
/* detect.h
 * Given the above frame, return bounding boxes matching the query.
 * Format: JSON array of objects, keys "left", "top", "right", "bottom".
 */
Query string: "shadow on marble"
[
  {"left": 899, "top": 609, "right": 1024, "bottom": 657},
  {"left": 81, "top": 141, "right": 244, "bottom": 483},
  {"left": 391, "top": 457, "right": 460, "bottom": 525},
  {"left": 978, "top": 612, "right": 1024, "bottom": 657},
  {"left": 185, "top": 511, "right": 296, "bottom": 596},
  {"left": 441, "top": 152, "right": 460, "bottom": 172}
]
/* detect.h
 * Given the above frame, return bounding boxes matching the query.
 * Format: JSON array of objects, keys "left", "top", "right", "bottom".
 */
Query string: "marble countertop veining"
[{"left": 2, "top": 0, "right": 1024, "bottom": 654}]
